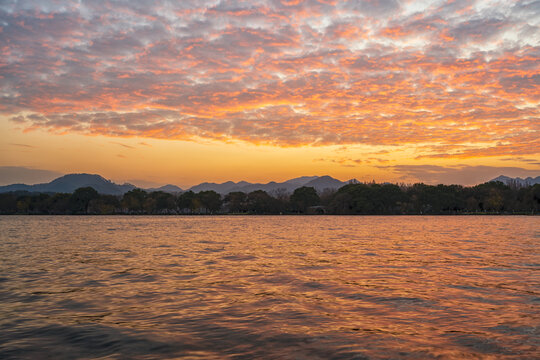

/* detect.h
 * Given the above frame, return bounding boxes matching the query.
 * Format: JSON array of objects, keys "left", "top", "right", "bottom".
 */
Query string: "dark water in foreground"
[{"left": 0, "top": 216, "right": 538, "bottom": 359}]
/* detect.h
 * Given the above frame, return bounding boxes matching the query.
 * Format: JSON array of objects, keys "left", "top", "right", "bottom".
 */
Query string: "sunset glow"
[{"left": 1, "top": 0, "right": 539, "bottom": 186}]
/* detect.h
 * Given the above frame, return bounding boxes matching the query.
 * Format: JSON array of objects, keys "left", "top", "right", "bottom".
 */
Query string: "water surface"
[{"left": 0, "top": 216, "right": 538, "bottom": 359}]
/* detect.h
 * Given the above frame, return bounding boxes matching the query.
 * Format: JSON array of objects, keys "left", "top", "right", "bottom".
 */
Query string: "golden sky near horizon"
[{"left": 1, "top": 0, "right": 539, "bottom": 188}]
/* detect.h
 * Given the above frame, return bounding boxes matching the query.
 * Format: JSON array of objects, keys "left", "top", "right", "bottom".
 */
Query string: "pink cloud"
[{"left": 0, "top": 0, "right": 538, "bottom": 159}]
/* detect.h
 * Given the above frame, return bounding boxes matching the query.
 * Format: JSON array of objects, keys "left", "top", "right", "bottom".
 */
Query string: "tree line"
[{"left": 0, "top": 181, "right": 539, "bottom": 215}]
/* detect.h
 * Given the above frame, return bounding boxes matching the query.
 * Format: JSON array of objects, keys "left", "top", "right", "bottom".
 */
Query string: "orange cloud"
[{"left": 1, "top": 0, "right": 538, "bottom": 160}]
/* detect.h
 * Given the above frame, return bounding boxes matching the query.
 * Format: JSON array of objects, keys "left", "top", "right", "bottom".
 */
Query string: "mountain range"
[
  {"left": 189, "top": 175, "right": 351, "bottom": 195},
  {"left": 1, "top": 173, "right": 537, "bottom": 195},
  {"left": 490, "top": 175, "right": 540, "bottom": 186},
  {"left": 0, "top": 173, "right": 353, "bottom": 195},
  {"left": 0, "top": 174, "right": 136, "bottom": 195}
]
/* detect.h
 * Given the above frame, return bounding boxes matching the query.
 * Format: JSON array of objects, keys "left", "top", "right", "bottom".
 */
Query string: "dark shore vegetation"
[{"left": 0, "top": 181, "right": 538, "bottom": 215}]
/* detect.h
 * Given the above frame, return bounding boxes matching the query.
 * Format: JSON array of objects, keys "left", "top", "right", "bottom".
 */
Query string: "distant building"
[{"left": 307, "top": 205, "right": 326, "bottom": 214}]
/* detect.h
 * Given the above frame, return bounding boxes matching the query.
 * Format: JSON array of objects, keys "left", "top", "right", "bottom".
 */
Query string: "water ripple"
[{"left": 0, "top": 215, "right": 538, "bottom": 359}]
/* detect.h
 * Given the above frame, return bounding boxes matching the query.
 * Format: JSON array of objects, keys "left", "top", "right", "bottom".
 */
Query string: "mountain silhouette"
[
  {"left": 304, "top": 175, "right": 348, "bottom": 189},
  {"left": 0, "top": 173, "right": 352, "bottom": 195},
  {"left": 146, "top": 184, "right": 184, "bottom": 193},
  {"left": 186, "top": 175, "right": 352, "bottom": 194},
  {"left": 2, "top": 173, "right": 538, "bottom": 195},
  {"left": 0, "top": 174, "right": 135, "bottom": 195},
  {"left": 490, "top": 175, "right": 540, "bottom": 186}
]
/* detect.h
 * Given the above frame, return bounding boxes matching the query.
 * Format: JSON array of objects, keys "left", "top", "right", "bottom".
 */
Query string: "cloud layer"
[
  {"left": 1, "top": 0, "right": 539, "bottom": 158},
  {"left": 380, "top": 164, "right": 540, "bottom": 185},
  {"left": 0, "top": 166, "right": 63, "bottom": 185}
]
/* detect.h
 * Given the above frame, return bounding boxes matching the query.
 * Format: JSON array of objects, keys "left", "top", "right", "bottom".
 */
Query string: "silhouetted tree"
[
  {"left": 88, "top": 194, "right": 120, "bottom": 214},
  {"left": 47, "top": 193, "right": 71, "bottom": 214},
  {"left": 122, "top": 189, "right": 147, "bottom": 213},
  {"left": 224, "top": 192, "right": 247, "bottom": 213},
  {"left": 329, "top": 183, "right": 373, "bottom": 214},
  {"left": 196, "top": 190, "right": 222, "bottom": 213},
  {"left": 319, "top": 188, "right": 336, "bottom": 207},
  {"left": 69, "top": 187, "right": 100, "bottom": 214},
  {"left": 146, "top": 191, "right": 176, "bottom": 214},
  {"left": 177, "top": 191, "right": 195, "bottom": 213},
  {"left": 0, "top": 193, "right": 17, "bottom": 214},
  {"left": 290, "top": 186, "right": 320, "bottom": 213},
  {"left": 1, "top": 180, "right": 538, "bottom": 215},
  {"left": 247, "top": 190, "right": 280, "bottom": 214},
  {"left": 406, "top": 183, "right": 465, "bottom": 214}
]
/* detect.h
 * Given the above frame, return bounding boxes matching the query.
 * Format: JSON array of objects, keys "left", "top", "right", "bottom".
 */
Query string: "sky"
[{"left": 1, "top": 0, "right": 539, "bottom": 188}]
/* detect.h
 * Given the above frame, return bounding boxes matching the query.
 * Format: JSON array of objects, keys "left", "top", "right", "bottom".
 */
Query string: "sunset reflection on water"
[{"left": 0, "top": 216, "right": 538, "bottom": 359}]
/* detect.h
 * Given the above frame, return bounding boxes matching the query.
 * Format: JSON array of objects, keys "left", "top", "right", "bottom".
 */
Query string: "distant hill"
[
  {"left": 0, "top": 173, "right": 352, "bottom": 195},
  {"left": 4, "top": 173, "right": 538, "bottom": 198},
  {"left": 304, "top": 175, "right": 347, "bottom": 190},
  {"left": 187, "top": 175, "right": 353, "bottom": 194},
  {"left": 0, "top": 174, "right": 136, "bottom": 195},
  {"left": 283, "top": 176, "right": 319, "bottom": 185},
  {"left": 490, "top": 175, "right": 540, "bottom": 186},
  {"left": 146, "top": 184, "right": 183, "bottom": 193},
  {"left": 189, "top": 181, "right": 240, "bottom": 194}
]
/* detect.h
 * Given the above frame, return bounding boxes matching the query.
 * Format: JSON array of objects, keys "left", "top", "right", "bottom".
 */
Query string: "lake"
[{"left": 0, "top": 216, "right": 538, "bottom": 359}]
